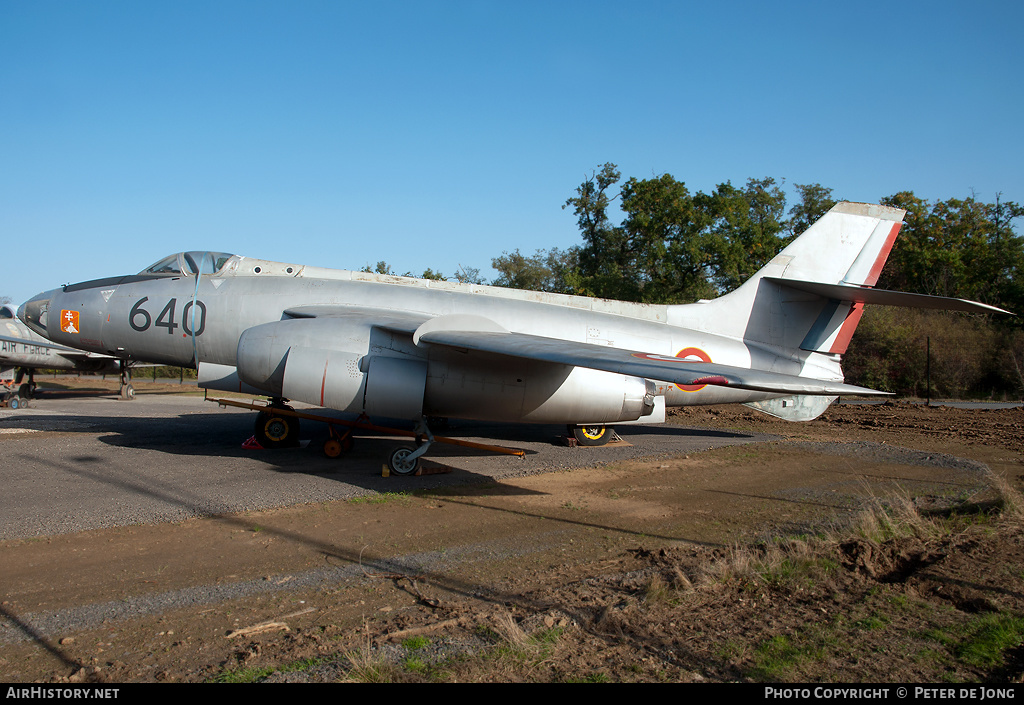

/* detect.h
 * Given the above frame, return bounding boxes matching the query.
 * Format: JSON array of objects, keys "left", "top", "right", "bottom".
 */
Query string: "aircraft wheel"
[
  {"left": 120, "top": 384, "right": 135, "bottom": 400},
  {"left": 18, "top": 384, "right": 32, "bottom": 399},
  {"left": 387, "top": 446, "right": 421, "bottom": 476},
  {"left": 323, "top": 438, "right": 343, "bottom": 458},
  {"left": 255, "top": 411, "right": 300, "bottom": 448},
  {"left": 571, "top": 424, "right": 612, "bottom": 446},
  {"left": 322, "top": 435, "right": 353, "bottom": 459}
]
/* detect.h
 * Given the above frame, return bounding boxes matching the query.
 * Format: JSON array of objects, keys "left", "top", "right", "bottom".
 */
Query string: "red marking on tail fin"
[
  {"left": 829, "top": 302, "right": 865, "bottom": 355},
  {"left": 864, "top": 222, "right": 901, "bottom": 287}
]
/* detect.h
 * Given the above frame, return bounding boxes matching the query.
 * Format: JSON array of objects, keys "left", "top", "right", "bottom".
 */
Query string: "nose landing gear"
[
  {"left": 119, "top": 362, "right": 134, "bottom": 400},
  {"left": 385, "top": 419, "right": 434, "bottom": 476}
]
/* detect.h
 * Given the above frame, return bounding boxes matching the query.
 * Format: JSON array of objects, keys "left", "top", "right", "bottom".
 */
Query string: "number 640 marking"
[{"left": 129, "top": 297, "right": 206, "bottom": 336}]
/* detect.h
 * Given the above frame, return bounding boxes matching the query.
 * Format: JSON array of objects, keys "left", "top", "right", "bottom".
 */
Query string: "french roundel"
[{"left": 674, "top": 347, "right": 712, "bottom": 392}]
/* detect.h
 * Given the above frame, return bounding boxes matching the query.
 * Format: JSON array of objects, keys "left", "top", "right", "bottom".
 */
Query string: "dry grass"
[
  {"left": 849, "top": 491, "right": 941, "bottom": 543},
  {"left": 341, "top": 640, "right": 400, "bottom": 683},
  {"left": 492, "top": 613, "right": 535, "bottom": 653},
  {"left": 985, "top": 468, "right": 1024, "bottom": 526},
  {"left": 696, "top": 535, "right": 824, "bottom": 589}
]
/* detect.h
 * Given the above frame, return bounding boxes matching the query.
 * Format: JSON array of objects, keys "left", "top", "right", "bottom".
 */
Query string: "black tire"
[
  {"left": 120, "top": 384, "right": 135, "bottom": 400},
  {"left": 387, "top": 446, "right": 421, "bottom": 476},
  {"left": 254, "top": 411, "right": 301, "bottom": 448},
  {"left": 571, "top": 425, "right": 612, "bottom": 446},
  {"left": 8, "top": 396, "right": 22, "bottom": 410}
]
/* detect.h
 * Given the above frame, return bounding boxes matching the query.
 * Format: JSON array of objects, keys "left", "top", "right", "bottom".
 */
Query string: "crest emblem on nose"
[{"left": 61, "top": 310, "right": 80, "bottom": 334}]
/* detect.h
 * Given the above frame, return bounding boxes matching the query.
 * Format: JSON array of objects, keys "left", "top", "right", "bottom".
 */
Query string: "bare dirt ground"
[{"left": 2, "top": 390, "right": 1023, "bottom": 683}]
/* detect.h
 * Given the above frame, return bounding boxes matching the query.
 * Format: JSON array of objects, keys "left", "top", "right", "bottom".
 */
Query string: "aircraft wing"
[
  {"left": 281, "top": 306, "right": 886, "bottom": 395},
  {"left": 414, "top": 327, "right": 889, "bottom": 396}
]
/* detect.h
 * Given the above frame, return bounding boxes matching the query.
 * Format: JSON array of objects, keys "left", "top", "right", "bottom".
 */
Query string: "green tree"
[
  {"left": 563, "top": 168, "right": 794, "bottom": 302},
  {"left": 361, "top": 261, "right": 395, "bottom": 275},
  {"left": 491, "top": 247, "right": 579, "bottom": 293},
  {"left": 419, "top": 268, "right": 447, "bottom": 281},
  {"left": 453, "top": 265, "right": 485, "bottom": 285},
  {"left": 788, "top": 183, "right": 837, "bottom": 237},
  {"left": 563, "top": 163, "right": 621, "bottom": 250},
  {"left": 616, "top": 173, "right": 717, "bottom": 302},
  {"left": 878, "top": 192, "right": 1024, "bottom": 312},
  {"left": 563, "top": 163, "right": 631, "bottom": 299},
  {"left": 696, "top": 177, "right": 789, "bottom": 292}
]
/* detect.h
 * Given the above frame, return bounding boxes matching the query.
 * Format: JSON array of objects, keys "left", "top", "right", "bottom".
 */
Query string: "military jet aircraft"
[
  {"left": 0, "top": 304, "right": 134, "bottom": 405},
  {"left": 19, "top": 202, "right": 1008, "bottom": 472}
]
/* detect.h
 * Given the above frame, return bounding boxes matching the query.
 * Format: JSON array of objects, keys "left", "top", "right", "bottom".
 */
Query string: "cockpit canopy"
[{"left": 140, "top": 252, "right": 235, "bottom": 276}]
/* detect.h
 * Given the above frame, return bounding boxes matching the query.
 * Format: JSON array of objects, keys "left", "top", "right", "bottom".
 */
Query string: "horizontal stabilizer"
[
  {"left": 765, "top": 277, "right": 1012, "bottom": 315},
  {"left": 765, "top": 277, "right": 1014, "bottom": 354}
]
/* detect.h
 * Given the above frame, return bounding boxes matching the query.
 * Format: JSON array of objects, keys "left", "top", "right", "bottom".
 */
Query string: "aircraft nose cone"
[{"left": 18, "top": 289, "right": 56, "bottom": 337}]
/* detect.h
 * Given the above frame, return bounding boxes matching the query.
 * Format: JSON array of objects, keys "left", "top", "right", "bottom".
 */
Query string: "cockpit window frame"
[{"left": 139, "top": 252, "right": 235, "bottom": 277}]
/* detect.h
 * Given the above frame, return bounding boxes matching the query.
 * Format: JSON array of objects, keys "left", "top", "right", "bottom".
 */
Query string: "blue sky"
[{"left": 2, "top": 0, "right": 1021, "bottom": 306}]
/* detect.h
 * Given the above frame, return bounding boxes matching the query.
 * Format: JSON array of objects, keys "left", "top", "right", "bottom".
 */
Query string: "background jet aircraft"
[
  {"left": 0, "top": 304, "right": 133, "bottom": 405},
  {"left": 19, "top": 203, "right": 1008, "bottom": 472}
]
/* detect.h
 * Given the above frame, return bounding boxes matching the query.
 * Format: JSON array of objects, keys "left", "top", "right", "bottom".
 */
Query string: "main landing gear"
[
  {"left": 1, "top": 368, "right": 33, "bottom": 408},
  {"left": 1, "top": 389, "right": 28, "bottom": 409},
  {"left": 249, "top": 403, "right": 432, "bottom": 473},
  {"left": 569, "top": 424, "right": 613, "bottom": 446},
  {"left": 208, "top": 395, "right": 527, "bottom": 470},
  {"left": 254, "top": 399, "right": 302, "bottom": 448}
]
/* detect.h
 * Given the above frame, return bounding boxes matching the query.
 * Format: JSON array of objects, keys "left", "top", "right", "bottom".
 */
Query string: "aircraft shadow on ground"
[{"left": 60, "top": 406, "right": 762, "bottom": 495}]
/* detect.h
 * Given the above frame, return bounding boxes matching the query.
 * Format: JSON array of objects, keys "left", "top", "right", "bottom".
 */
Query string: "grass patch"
[
  {"left": 954, "top": 613, "right": 1024, "bottom": 668},
  {"left": 347, "top": 491, "right": 413, "bottom": 506},
  {"left": 401, "top": 635, "right": 430, "bottom": 651},
  {"left": 210, "top": 655, "right": 330, "bottom": 683},
  {"left": 210, "top": 665, "right": 276, "bottom": 683}
]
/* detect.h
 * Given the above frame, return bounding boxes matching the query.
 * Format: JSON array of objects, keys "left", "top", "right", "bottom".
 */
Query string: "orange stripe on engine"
[{"left": 320, "top": 360, "right": 329, "bottom": 406}]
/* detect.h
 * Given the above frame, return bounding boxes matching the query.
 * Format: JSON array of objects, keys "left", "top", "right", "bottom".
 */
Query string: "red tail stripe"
[{"left": 864, "top": 222, "right": 902, "bottom": 287}]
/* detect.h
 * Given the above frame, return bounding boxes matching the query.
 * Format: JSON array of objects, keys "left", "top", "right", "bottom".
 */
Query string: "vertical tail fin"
[
  {"left": 673, "top": 202, "right": 907, "bottom": 355},
  {"left": 770, "top": 202, "right": 905, "bottom": 354}
]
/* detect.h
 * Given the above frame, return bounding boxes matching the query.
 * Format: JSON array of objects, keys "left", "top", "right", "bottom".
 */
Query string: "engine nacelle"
[
  {"left": 233, "top": 319, "right": 428, "bottom": 420},
  {"left": 218, "top": 318, "right": 657, "bottom": 426},
  {"left": 521, "top": 367, "right": 655, "bottom": 424},
  {"left": 423, "top": 357, "right": 656, "bottom": 424}
]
